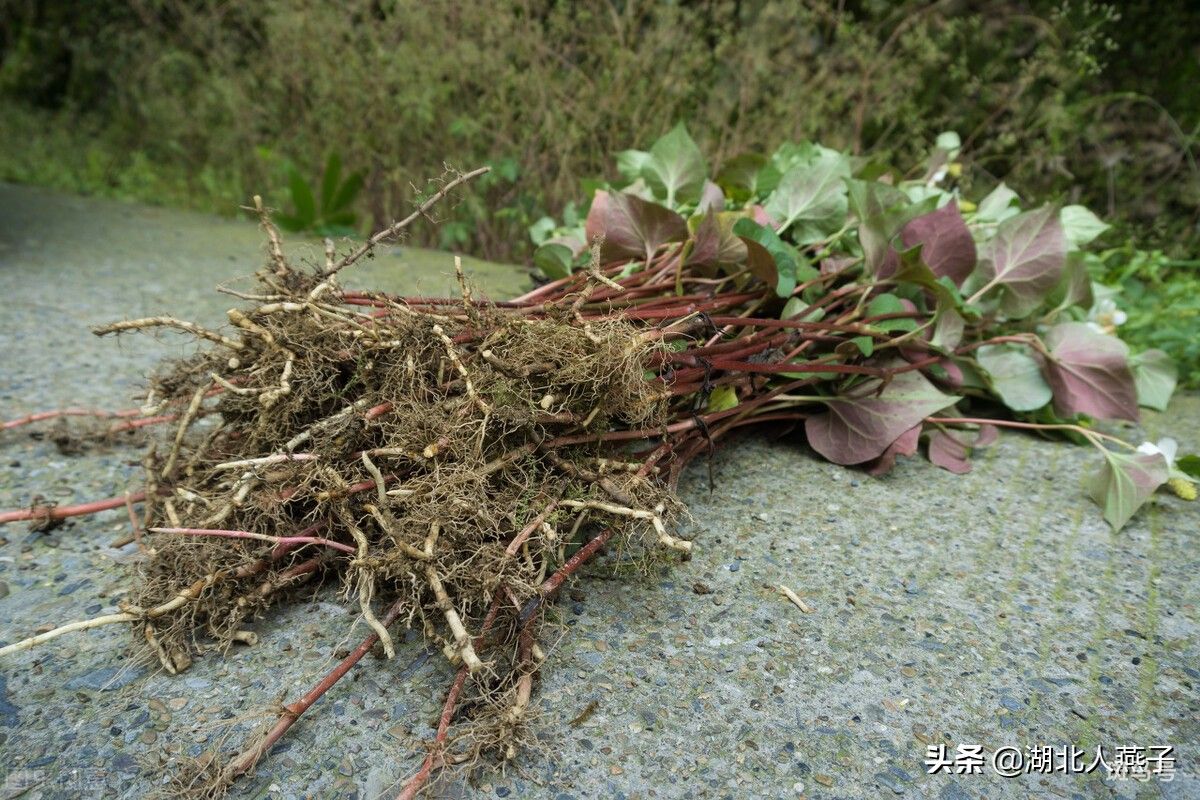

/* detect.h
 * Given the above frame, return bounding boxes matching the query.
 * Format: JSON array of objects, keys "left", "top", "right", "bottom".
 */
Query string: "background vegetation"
[{"left": 1, "top": 1, "right": 1195, "bottom": 257}]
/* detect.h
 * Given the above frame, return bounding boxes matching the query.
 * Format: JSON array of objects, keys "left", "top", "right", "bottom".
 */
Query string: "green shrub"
[{"left": 0, "top": 1, "right": 1195, "bottom": 264}]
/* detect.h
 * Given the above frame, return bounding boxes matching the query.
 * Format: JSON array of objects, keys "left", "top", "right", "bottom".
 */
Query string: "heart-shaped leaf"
[
  {"left": 976, "top": 344, "right": 1052, "bottom": 411},
  {"left": 977, "top": 205, "right": 1067, "bottom": 318},
  {"left": 641, "top": 123, "right": 708, "bottom": 208},
  {"left": 1060, "top": 205, "right": 1109, "bottom": 250},
  {"left": 1041, "top": 322, "right": 1139, "bottom": 421},
  {"left": 585, "top": 190, "right": 688, "bottom": 263},
  {"left": 805, "top": 369, "right": 960, "bottom": 465},
  {"left": 687, "top": 211, "right": 748, "bottom": 269},
  {"left": 900, "top": 201, "right": 977, "bottom": 287},
  {"left": 927, "top": 425, "right": 999, "bottom": 474},
  {"left": 763, "top": 150, "right": 851, "bottom": 244},
  {"left": 1088, "top": 449, "right": 1169, "bottom": 531},
  {"left": 1130, "top": 349, "right": 1177, "bottom": 412}
]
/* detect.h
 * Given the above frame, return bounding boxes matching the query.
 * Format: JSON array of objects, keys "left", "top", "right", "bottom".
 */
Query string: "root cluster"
[{"left": 83, "top": 210, "right": 691, "bottom": 793}]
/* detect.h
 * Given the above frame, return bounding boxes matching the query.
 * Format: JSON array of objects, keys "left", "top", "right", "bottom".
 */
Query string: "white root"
[
  {"left": 93, "top": 316, "right": 243, "bottom": 350},
  {"left": 161, "top": 384, "right": 209, "bottom": 479},
  {"left": 432, "top": 323, "right": 491, "bottom": 415},
  {"left": 558, "top": 499, "right": 692, "bottom": 553},
  {"left": 347, "top": 521, "right": 396, "bottom": 659},
  {"left": 778, "top": 584, "right": 815, "bottom": 614},
  {"left": 426, "top": 566, "right": 483, "bottom": 673}
]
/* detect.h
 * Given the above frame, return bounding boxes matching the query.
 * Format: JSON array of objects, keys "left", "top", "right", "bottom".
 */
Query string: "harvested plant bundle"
[{"left": 1, "top": 134, "right": 1194, "bottom": 797}]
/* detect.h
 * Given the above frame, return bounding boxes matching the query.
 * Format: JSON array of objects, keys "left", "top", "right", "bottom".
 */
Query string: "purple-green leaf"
[
  {"left": 585, "top": 190, "right": 687, "bottom": 264},
  {"left": 900, "top": 201, "right": 976, "bottom": 287},
  {"left": 1131, "top": 348, "right": 1177, "bottom": 412},
  {"left": 1088, "top": 449, "right": 1169, "bottom": 531},
  {"left": 977, "top": 206, "right": 1066, "bottom": 317},
  {"left": 866, "top": 424, "right": 922, "bottom": 476},
  {"left": 927, "top": 425, "right": 998, "bottom": 474},
  {"left": 1042, "top": 322, "right": 1139, "bottom": 421},
  {"left": 686, "top": 210, "right": 747, "bottom": 268},
  {"left": 805, "top": 370, "right": 960, "bottom": 465}
]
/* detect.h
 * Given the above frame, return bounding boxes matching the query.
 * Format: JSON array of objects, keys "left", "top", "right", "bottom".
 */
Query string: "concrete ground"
[{"left": 0, "top": 183, "right": 1196, "bottom": 799}]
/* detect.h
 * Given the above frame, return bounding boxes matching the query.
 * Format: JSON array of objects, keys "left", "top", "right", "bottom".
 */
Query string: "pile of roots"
[{"left": 3, "top": 180, "right": 715, "bottom": 798}]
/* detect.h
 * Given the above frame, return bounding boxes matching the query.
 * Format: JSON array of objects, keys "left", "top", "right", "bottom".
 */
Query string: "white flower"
[
  {"left": 1087, "top": 297, "right": 1127, "bottom": 333},
  {"left": 1136, "top": 437, "right": 1177, "bottom": 465}
]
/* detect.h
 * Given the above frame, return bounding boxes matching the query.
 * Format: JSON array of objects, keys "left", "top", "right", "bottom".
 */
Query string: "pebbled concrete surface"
[{"left": 0, "top": 184, "right": 1197, "bottom": 799}]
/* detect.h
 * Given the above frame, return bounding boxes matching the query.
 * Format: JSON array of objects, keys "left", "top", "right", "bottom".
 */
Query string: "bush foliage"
[{"left": 0, "top": 0, "right": 1196, "bottom": 265}]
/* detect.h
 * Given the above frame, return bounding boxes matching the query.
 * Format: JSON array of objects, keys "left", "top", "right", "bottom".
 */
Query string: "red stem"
[{"left": 0, "top": 491, "right": 147, "bottom": 526}]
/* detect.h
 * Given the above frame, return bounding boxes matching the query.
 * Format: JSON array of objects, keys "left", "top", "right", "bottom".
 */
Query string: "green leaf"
[
  {"left": 849, "top": 336, "right": 874, "bottom": 356},
  {"left": 1088, "top": 449, "right": 1169, "bottom": 531},
  {"left": 716, "top": 153, "right": 777, "bottom": 203},
  {"left": 529, "top": 216, "right": 557, "bottom": 246},
  {"left": 733, "top": 218, "right": 815, "bottom": 297},
  {"left": 976, "top": 344, "right": 1052, "bottom": 411},
  {"left": 1060, "top": 205, "right": 1109, "bottom": 250},
  {"left": 763, "top": 149, "right": 851, "bottom": 243},
  {"left": 641, "top": 123, "right": 708, "bottom": 208},
  {"left": 616, "top": 150, "right": 652, "bottom": 184},
  {"left": 705, "top": 385, "right": 739, "bottom": 413},
  {"left": 846, "top": 179, "right": 918, "bottom": 276},
  {"left": 329, "top": 169, "right": 364, "bottom": 213},
  {"left": 935, "top": 131, "right": 961, "bottom": 158},
  {"left": 320, "top": 153, "right": 342, "bottom": 213},
  {"left": 1130, "top": 349, "right": 1177, "bottom": 411},
  {"left": 975, "top": 183, "right": 1020, "bottom": 224},
  {"left": 287, "top": 168, "right": 316, "bottom": 227},
  {"left": 781, "top": 296, "right": 823, "bottom": 323},
  {"left": 1176, "top": 454, "right": 1200, "bottom": 479},
  {"left": 533, "top": 242, "right": 574, "bottom": 280},
  {"left": 865, "top": 293, "right": 917, "bottom": 332}
]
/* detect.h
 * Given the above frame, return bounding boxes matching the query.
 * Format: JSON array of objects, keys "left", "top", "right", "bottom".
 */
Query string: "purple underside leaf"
[
  {"left": 867, "top": 424, "right": 921, "bottom": 476},
  {"left": 900, "top": 200, "right": 976, "bottom": 287},
  {"left": 687, "top": 210, "right": 748, "bottom": 268},
  {"left": 1088, "top": 450, "right": 1169, "bottom": 531},
  {"left": 927, "top": 425, "right": 998, "bottom": 474},
  {"left": 584, "top": 190, "right": 687, "bottom": 263},
  {"left": 805, "top": 369, "right": 960, "bottom": 465},
  {"left": 979, "top": 205, "right": 1067, "bottom": 317},
  {"left": 1042, "top": 322, "right": 1139, "bottom": 422}
]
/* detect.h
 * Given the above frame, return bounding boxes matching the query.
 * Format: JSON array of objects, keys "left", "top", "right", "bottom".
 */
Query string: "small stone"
[
  {"left": 593, "top": 640, "right": 608, "bottom": 652},
  {"left": 140, "top": 730, "right": 158, "bottom": 745},
  {"left": 168, "top": 697, "right": 188, "bottom": 711},
  {"left": 610, "top": 765, "right": 624, "bottom": 775},
  {"left": 0, "top": 582, "right": 8, "bottom": 599},
  {"left": 814, "top": 774, "right": 834, "bottom": 787},
  {"left": 692, "top": 582, "right": 712, "bottom": 595},
  {"left": 900, "top": 667, "right": 917, "bottom": 678}
]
